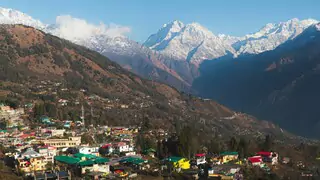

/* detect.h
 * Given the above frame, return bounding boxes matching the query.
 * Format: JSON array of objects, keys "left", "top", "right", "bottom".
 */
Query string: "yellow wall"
[
  {"left": 222, "top": 155, "right": 238, "bottom": 163},
  {"left": 18, "top": 157, "right": 47, "bottom": 173},
  {"left": 173, "top": 158, "right": 190, "bottom": 170}
]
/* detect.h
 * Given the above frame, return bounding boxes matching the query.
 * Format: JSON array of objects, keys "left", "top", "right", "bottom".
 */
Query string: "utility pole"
[
  {"left": 90, "top": 105, "right": 94, "bottom": 117},
  {"left": 81, "top": 104, "right": 85, "bottom": 127}
]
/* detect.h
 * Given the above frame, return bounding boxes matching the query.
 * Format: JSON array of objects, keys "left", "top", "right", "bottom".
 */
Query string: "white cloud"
[{"left": 53, "top": 15, "right": 131, "bottom": 40}]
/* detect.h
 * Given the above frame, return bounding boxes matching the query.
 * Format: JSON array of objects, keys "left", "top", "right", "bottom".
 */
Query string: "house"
[
  {"left": 42, "top": 136, "right": 81, "bottom": 148},
  {"left": 37, "top": 145, "right": 57, "bottom": 163},
  {"left": 166, "top": 156, "right": 190, "bottom": 170},
  {"left": 119, "top": 157, "right": 148, "bottom": 170},
  {"left": 256, "top": 151, "right": 278, "bottom": 165},
  {"left": 79, "top": 146, "right": 99, "bottom": 156},
  {"left": 40, "top": 116, "right": 53, "bottom": 125},
  {"left": 113, "top": 142, "right": 133, "bottom": 152},
  {"left": 16, "top": 149, "right": 47, "bottom": 174},
  {"left": 248, "top": 156, "right": 263, "bottom": 166},
  {"left": 124, "top": 151, "right": 136, "bottom": 156},
  {"left": 195, "top": 153, "right": 206, "bottom": 165},
  {"left": 54, "top": 154, "right": 110, "bottom": 176},
  {"left": 20, "top": 148, "right": 42, "bottom": 158},
  {"left": 64, "top": 121, "right": 72, "bottom": 128},
  {"left": 17, "top": 156, "right": 47, "bottom": 174},
  {"left": 220, "top": 152, "right": 239, "bottom": 164},
  {"left": 51, "top": 129, "right": 66, "bottom": 137},
  {"left": 0, "top": 129, "right": 8, "bottom": 137}
]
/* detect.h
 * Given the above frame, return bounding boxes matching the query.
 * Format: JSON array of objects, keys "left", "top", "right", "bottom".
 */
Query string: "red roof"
[
  {"left": 39, "top": 145, "right": 56, "bottom": 150},
  {"left": 257, "top": 151, "right": 272, "bottom": 157},
  {"left": 114, "top": 142, "right": 126, "bottom": 147},
  {"left": 248, "top": 156, "right": 262, "bottom": 163},
  {"left": 102, "top": 144, "right": 112, "bottom": 148},
  {"left": 20, "top": 134, "right": 32, "bottom": 139},
  {"left": 195, "top": 153, "right": 206, "bottom": 157}
]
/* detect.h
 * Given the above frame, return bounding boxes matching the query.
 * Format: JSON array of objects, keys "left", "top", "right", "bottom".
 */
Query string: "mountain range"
[
  {"left": 1, "top": 7, "right": 320, "bottom": 138},
  {"left": 0, "top": 7, "right": 317, "bottom": 92}
]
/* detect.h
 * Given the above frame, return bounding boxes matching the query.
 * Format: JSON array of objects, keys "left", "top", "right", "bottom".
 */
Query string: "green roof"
[
  {"left": 55, "top": 156, "right": 80, "bottom": 165},
  {"left": 55, "top": 154, "right": 109, "bottom": 166},
  {"left": 95, "top": 157, "right": 109, "bottom": 164},
  {"left": 132, "top": 159, "right": 146, "bottom": 165},
  {"left": 74, "top": 153, "right": 97, "bottom": 160},
  {"left": 79, "top": 160, "right": 95, "bottom": 166},
  {"left": 220, "top": 152, "right": 238, "bottom": 156},
  {"left": 119, "top": 157, "right": 146, "bottom": 165},
  {"left": 166, "top": 156, "right": 183, "bottom": 162}
]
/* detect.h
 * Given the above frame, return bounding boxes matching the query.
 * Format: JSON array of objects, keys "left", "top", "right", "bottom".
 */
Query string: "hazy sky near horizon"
[{"left": 1, "top": 0, "right": 320, "bottom": 42}]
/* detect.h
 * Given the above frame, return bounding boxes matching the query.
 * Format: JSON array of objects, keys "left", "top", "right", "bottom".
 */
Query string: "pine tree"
[
  {"left": 263, "top": 135, "right": 273, "bottom": 151},
  {"left": 228, "top": 137, "right": 238, "bottom": 151},
  {"left": 238, "top": 138, "right": 248, "bottom": 158}
]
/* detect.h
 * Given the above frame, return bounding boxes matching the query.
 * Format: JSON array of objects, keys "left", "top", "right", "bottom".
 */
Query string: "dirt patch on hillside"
[{"left": 8, "top": 25, "right": 44, "bottom": 48}]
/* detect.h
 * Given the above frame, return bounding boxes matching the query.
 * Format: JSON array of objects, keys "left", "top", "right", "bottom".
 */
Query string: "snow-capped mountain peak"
[
  {"left": 0, "top": 7, "right": 45, "bottom": 29},
  {"left": 143, "top": 20, "right": 236, "bottom": 64},
  {"left": 234, "top": 18, "right": 319, "bottom": 55},
  {"left": 143, "top": 20, "right": 185, "bottom": 49},
  {"left": 163, "top": 20, "right": 184, "bottom": 30}
]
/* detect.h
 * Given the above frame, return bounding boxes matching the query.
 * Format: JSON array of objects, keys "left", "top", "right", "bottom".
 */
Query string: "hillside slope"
[{"left": 0, "top": 24, "right": 294, "bottom": 142}]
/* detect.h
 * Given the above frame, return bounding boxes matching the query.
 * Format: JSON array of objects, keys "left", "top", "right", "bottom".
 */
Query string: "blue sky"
[{"left": 1, "top": 0, "right": 320, "bottom": 42}]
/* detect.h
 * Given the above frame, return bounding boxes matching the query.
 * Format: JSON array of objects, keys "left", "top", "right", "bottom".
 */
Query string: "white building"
[
  {"left": 79, "top": 146, "right": 99, "bottom": 155},
  {"left": 195, "top": 154, "right": 206, "bottom": 165},
  {"left": 37, "top": 146, "right": 57, "bottom": 163},
  {"left": 51, "top": 129, "right": 66, "bottom": 137},
  {"left": 113, "top": 142, "right": 133, "bottom": 152}
]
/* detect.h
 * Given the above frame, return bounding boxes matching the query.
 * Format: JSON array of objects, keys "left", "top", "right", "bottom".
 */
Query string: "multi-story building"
[
  {"left": 16, "top": 148, "right": 47, "bottom": 174},
  {"left": 41, "top": 137, "right": 81, "bottom": 148},
  {"left": 113, "top": 142, "right": 133, "bottom": 152},
  {"left": 37, "top": 145, "right": 57, "bottom": 164}
]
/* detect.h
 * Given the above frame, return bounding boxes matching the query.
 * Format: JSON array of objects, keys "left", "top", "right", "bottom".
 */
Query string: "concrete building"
[
  {"left": 51, "top": 129, "right": 66, "bottom": 137},
  {"left": 37, "top": 145, "right": 57, "bottom": 163},
  {"left": 42, "top": 137, "right": 81, "bottom": 148},
  {"left": 79, "top": 146, "right": 99, "bottom": 155}
]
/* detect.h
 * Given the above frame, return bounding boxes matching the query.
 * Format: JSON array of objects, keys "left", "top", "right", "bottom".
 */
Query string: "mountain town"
[{"left": 1, "top": 95, "right": 320, "bottom": 180}]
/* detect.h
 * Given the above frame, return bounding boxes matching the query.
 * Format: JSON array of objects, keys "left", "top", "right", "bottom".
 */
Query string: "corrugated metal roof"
[
  {"left": 54, "top": 156, "right": 80, "bottom": 164},
  {"left": 74, "top": 153, "right": 97, "bottom": 159},
  {"left": 79, "top": 160, "right": 95, "bottom": 166}
]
